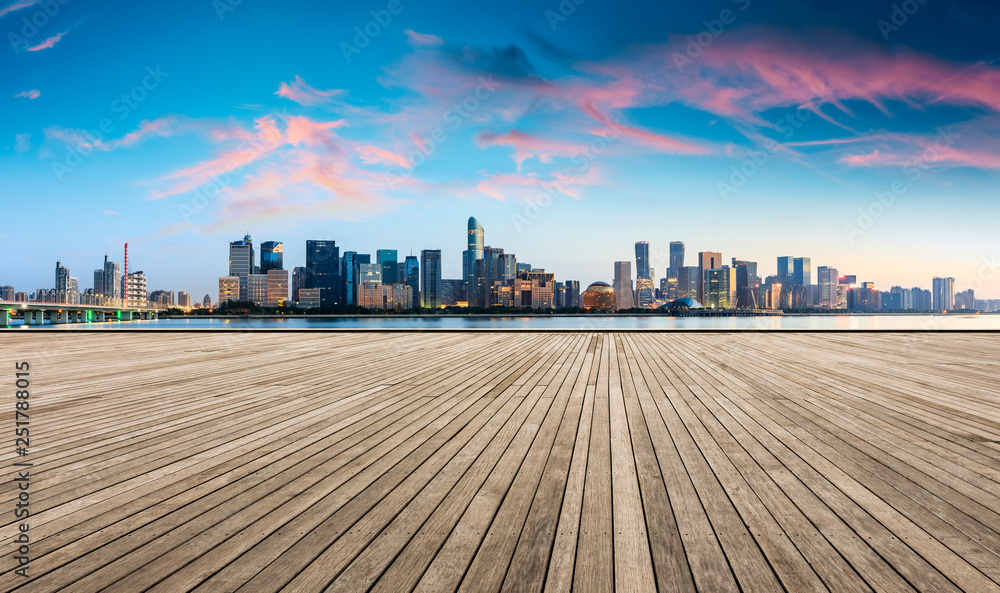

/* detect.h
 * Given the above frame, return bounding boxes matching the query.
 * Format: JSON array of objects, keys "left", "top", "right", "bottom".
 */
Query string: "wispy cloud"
[
  {"left": 14, "top": 89, "right": 40, "bottom": 99},
  {"left": 403, "top": 29, "right": 443, "bottom": 47},
  {"left": 27, "top": 30, "right": 68, "bottom": 51},
  {"left": 104, "top": 209, "right": 121, "bottom": 215},
  {"left": 14, "top": 133, "right": 31, "bottom": 152},
  {"left": 0, "top": 0, "right": 37, "bottom": 18},
  {"left": 275, "top": 75, "right": 344, "bottom": 106}
]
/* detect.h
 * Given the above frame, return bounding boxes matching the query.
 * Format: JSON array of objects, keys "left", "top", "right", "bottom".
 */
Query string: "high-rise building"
[
  {"left": 732, "top": 260, "right": 759, "bottom": 309},
  {"left": 912, "top": 287, "right": 932, "bottom": 310},
  {"left": 260, "top": 241, "right": 283, "bottom": 273},
  {"left": 125, "top": 271, "right": 147, "bottom": 307},
  {"left": 564, "top": 280, "right": 581, "bottom": 308},
  {"left": 202, "top": 294, "right": 212, "bottom": 308},
  {"left": 464, "top": 217, "right": 484, "bottom": 302},
  {"left": 356, "top": 263, "right": 382, "bottom": 287},
  {"left": 932, "top": 277, "right": 955, "bottom": 311},
  {"left": 403, "top": 255, "right": 419, "bottom": 307},
  {"left": 0, "top": 286, "right": 14, "bottom": 301},
  {"left": 340, "top": 251, "right": 358, "bottom": 305},
  {"left": 306, "top": 240, "right": 340, "bottom": 307},
  {"left": 669, "top": 241, "right": 685, "bottom": 279},
  {"left": 229, "top": 234, "right": 254, "bottom": 301},
  {"left": 291, "top": 266, "right": 307, "bottom": 302},
  {"left": 177, "top": 291, "right": 192, "bottom": 308},
  {"left": 635, "top": 241, "right": 654, "bottom": 308},
  {"left": 792, "top": 257, "right": 811, "bottom": 287},
  {"left": 103, "top": 255, "right": 122, "bottom": 301},
  {"left": 420, "top": 250, "right": 442, "bottom": 308},
  {"left": 55, "top": 261, "right": 70, "bottom": 292},
  {"left": 817, "top": 266, "right": 838, "bottom": 309},
  {"left": 697, "top": 251, "right": 722, "bottom": 304},
  {"left": 613, "top": 261, "right": 634, "bottom": 310},
  {"left": 955, "top": 288, "right": 975, "bottom": 310},
  {"left": 704, "top": 267, "right": 736, "bottom": 309},
  {"left": 441, "top": 279, "right": 466, "bottom": 306},
  {"left": 635, "top": 241, "right": 650, "bottom": 280},
  {"left": 676, "top": 266, "right": 700, "bottom": 300},
  {"left": 247, "top": 274, "right": 268, "bottom": 305},
  {"left": 377, "top": 249, "right": 398, "bottom": 285},
  {"left": 267, "top": 269, "right": 289, "bottom": 306},
  {"left": 777, "top": 256, "right": 792, "bottom": 282}
]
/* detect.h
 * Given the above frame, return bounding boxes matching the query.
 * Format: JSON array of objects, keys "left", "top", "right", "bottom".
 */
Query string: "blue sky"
[{"left": 3, "top": 0, "right": 999, "bottom": 299}]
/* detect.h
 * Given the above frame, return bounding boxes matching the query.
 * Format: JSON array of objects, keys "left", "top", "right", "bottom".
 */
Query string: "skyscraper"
[
  {"left": 420, "top": 250, "right": 442, "bottom": 308},
  {"left": 669, "top": 241, "right": 685, "bottom": 279},
  {"left": 260, "top": 241, "right": 283, "bottom": 272},
  {"left": 704, "top": 267, "right": 735, "bottom": 309},
  {"left": 697, "top": 251, "right": 722, "bottom": 304},
  {"left": 792, "top": 257, "right": 811, "bottom": 287},
  {"left": 464, "top": 217, "right": 484, "bottom": 302},
  {"left": 377, "top": 249, "right": 398, "bottom": 284},
  {"left": 306, "top": 240, "right": 340, "bottom": 307},
  {"left": 635, "top": 241, "right": 654, "bottom": 308},
  {"left": 817, "top": 266, "right": 838, "bottom": 309},
  {"left": 229, "top": 234, "right": 254, "bottom": 301},
  {"left": 613, "top": 261, "right": 634, "bottom": 310},
  {"left": 403, "top": 255, "right": 419, "bottom": 307},
  {"left": 103, "top": 255, "right": 121, "bottom": 301},
  {"left": 777, "top": 256, "right": 792, "bottom": 282},
  {"left": 340, "top": 251, "right": 357, "bottom": 305},
  {"left": 564, "top": 280, "right": 581, "bottom": 308},
  {"left": 677, "top": 266, "right": 700, "bottom": 300},
  {"left": 55, "top": 261, "right": 70, "bottom": 292},
  {"left": 932, "top": 277, "right": 955, "bottom": 311},
  {"left": 732, "top": 260, "right": 759, "bottom": 309},
  {"left": 291, "top": 266, "right": 307, "bottom": 302}
]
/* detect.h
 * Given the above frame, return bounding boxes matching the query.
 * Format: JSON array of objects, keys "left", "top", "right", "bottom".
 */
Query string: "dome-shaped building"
[
  {"left": 582, "top": 282, "right": 616, "bottom": 311},
  {"left": 658, "top": 297, "right": 704, "bottom": 310}
]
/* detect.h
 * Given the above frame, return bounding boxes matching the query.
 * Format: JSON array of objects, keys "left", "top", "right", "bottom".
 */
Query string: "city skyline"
[{"left": 3, "top": 1, "right": 999, "bottom": 299}]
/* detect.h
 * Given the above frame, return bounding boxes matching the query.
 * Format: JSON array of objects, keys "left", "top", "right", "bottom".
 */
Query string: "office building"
[
  {"left": 0, "top": 286, "right": 14, "bottom": 301},
  {"left": 792, "top": 257, "right": 811, "bottom": 287},
  {"left": 564, "top": 280, "right": 581, "bottom": 308},
  {"left": 704, "top": 267, "right": 736, "bottom": 309},
  {"left": 306, "top": 240, "right": 340, "bottom": 307},
  {"left": 697, "top": 251, "right": 722, "bottom": 304},
  {"left": 377, "top": 249, "right": 398, "bottom": 285},
  {"left": 357, "top": 282, "right": 412, "bottom": 309},
  {"left": 659, "top": 277, "right": 678, "bottom": 301},
  {"left": 441, "top": 279, "right": 466, "bottom": 306},
  {"left": 634, "top": 241, "right": 654, "bottom": 308},
  {"left": 340, "top": 252, "right": 358, "bottom": 305},
  {"left": 260, "top": 241, "right": 283, "bottom": 272},
  {"left": 357, "top": 263, "right": 382, "bottom": 285},
  {"left": 297, "top": 288, "right": 321, "bottom": 308},
  {"left": 267, "top": 269, "right": 289, "bottom": 306},
  {"left": 669, "top": 241, "right": 685, "bottom": 279},
  {"left": 229, "top": 234, "right": 254, "bottom": 300},
  {"left": 777, "top": 256, "right": 792, "bottom": 282},
  {"left": 247, "top": 274, "right": 268, "bottom": 305},
  {"left": 613, "top": 261, "right": 634, "bottom": 310},
  {"left": 932, "top": 277, "right": 955, "bottom": 310},
  {"left": 464, "top": 217, "right": 484, "bottom": 302},
  {"left": 732, "top": 260, "right": 759, "bottom": 309},
  {"left": 676, "top": 267, "right": 700, "bottom": 300},
  {"left": 403, "top": 255, "right": 419, "bottom": 307},
  {"left": 291, "top": 267, "right": 307, "bottom": 302},
  {"left": 55, "top": 261, "right": 70, "bottom": 293},
  {"left": 103, "top": 255, "right": 122, "bottom": 301},
  {"left": 817, "top": 266, "right": 838, "bottom": 309},
  {"left": 420, "top": 250, "right": 442, "bottom": 308}
]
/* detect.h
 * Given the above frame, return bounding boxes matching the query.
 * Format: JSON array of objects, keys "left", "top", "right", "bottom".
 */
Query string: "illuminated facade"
[{"left": 582, "top": 282, "right": 616, "bottom": 311}]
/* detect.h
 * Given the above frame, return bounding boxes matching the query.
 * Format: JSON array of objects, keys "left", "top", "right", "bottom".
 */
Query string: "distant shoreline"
[{"left": 158, "top": 311, "right": 989, "bottom": 320}]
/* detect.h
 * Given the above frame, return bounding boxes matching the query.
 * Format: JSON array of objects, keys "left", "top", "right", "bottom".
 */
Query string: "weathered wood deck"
[{"left": 2, "top": 331, "right": 1000, "bottom": 592}]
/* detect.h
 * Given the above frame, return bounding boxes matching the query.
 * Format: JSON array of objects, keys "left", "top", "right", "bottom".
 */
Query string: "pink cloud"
[
  {"left": 403, "top": 29, "right": 443, "bottom": 47},
  {"left": 477, "top": 130, "right": 583, "bottom": 171},
  {"left": 471, "top": 167, "right": 600, "bottom": 203},
  {"left": 27, "top": 31, "right": 67, "bottom": 51},
  {"left": 357, "top": 144, "right": 412, "bottom": 169},
  {"left": 275, "top": 76, "right": 344, "bottom": 106},
  {"left": 0, "top": 0, "right": 37, "bottom": 18},
  {"left": 14, "top": 89, "right": 40, "bottom": 99}
]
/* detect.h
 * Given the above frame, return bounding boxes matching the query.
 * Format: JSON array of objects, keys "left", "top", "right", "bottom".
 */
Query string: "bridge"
[{"left": 1, "top": 301, "right": 159, "bottom": 326}]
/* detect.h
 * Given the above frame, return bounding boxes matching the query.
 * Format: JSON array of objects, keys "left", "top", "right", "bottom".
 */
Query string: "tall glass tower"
[
  {"left": 669, "top": 242, "right": 685, "bottom": 279},
  {"left": 421, "top": 250, "right": 442, "bottom": 308},
  {"left": 260, "top": 241, "right": 283, "bottom": 272},
  {"left": 465, "top": 217, "right": 484, "bottom": 302},
  {"left": 377, "top": 249, "right": 398, "bottom": 284},
  {"left": 306, "top": 239, "right": 339, "bottom": 307},
  {"left": 229, "top": 234, "right": 254, "bottom": 301}
]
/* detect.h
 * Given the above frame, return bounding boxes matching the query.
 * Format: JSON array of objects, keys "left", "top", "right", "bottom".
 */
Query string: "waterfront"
[{"left": 5, "top": 313, "right": 1000, "bottom": 330}]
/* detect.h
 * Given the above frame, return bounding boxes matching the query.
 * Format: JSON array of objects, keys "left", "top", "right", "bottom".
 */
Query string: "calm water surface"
[{"left": 6, "top": 314, "right": 999, "bottom": 330}]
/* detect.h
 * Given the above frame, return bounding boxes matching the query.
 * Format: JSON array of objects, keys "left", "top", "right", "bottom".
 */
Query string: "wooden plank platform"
[{"left": 2, "top": 331, "right": 1000, "bottom": 592}]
